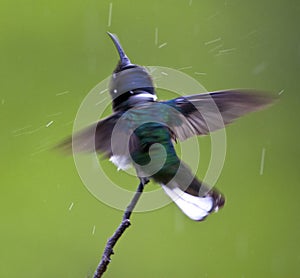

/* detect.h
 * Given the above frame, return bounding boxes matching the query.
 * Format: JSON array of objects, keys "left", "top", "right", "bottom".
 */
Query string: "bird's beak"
[{"left": 107, "top": 32, "right": 133, "bottom": 69}]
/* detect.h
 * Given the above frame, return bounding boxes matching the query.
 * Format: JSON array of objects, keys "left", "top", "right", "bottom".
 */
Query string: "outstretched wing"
[
  {"left": 162, "top": 89, "right": 275, "bottom": 141},
  {"left": 57, "top": 113, "right": 122, "bottom": 157}
]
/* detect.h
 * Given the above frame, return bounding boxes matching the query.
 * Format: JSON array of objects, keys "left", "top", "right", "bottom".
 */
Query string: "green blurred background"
[{"left": 1, "top": 0, "right": 299, "bottom": 277}]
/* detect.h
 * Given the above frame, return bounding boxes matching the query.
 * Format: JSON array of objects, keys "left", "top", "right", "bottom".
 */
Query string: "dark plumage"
[{"left": 58, "top": 33, "right": 275, "bottom": 221}]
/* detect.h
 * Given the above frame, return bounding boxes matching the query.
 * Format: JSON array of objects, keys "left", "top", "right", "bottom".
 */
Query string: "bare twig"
[{"left": 93, "top": 179, "right": 146, "bottom": 278}]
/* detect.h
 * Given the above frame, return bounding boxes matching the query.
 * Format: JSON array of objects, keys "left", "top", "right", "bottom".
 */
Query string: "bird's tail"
[{"left": 160, "top": 163, "right": 225, "bottom": 221}]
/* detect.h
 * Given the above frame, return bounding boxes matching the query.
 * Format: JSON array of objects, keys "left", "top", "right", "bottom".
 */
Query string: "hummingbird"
[{"left": 59, "top": 32, "right": 274, "bottom": 221}]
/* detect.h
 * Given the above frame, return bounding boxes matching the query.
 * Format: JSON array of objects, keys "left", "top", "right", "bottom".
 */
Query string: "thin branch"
[{"left": 93, "top": 179, "right": 146, "bottom": 278}]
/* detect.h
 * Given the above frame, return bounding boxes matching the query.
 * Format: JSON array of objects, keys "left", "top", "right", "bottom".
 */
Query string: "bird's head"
[{"left": 107, "top": 32, "right": 155, "bottom": 109}]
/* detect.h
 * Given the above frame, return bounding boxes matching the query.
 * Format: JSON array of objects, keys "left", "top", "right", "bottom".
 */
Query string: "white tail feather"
[{"left": 162, "top": 184, "right": 214, "bottom": 221}]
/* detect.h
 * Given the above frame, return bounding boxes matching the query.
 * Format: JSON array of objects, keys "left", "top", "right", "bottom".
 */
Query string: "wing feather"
[
  {"left": 57, "top": 113, "right": 121, "bottom": 157},
  {"left": 163, "top": 89, "right": 275, "bottom": 141}
]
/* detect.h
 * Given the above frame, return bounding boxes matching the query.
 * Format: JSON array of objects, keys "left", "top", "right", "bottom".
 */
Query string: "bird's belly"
[{"left": 109, "top": 155, "right": 131, "bottom": 171}]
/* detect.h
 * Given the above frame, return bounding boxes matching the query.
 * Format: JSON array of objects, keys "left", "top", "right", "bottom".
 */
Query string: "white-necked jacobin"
[{"left": 59, "top": 33, "right": 274, "bottom": 221}]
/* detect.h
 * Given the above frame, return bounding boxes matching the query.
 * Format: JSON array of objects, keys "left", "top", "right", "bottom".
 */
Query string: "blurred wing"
[
  {"left": 57, "top": 113, "right": 122, "bottom": 157},
  {"left": 163, "top": 89, "right": 275, "bottom": 141}
]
